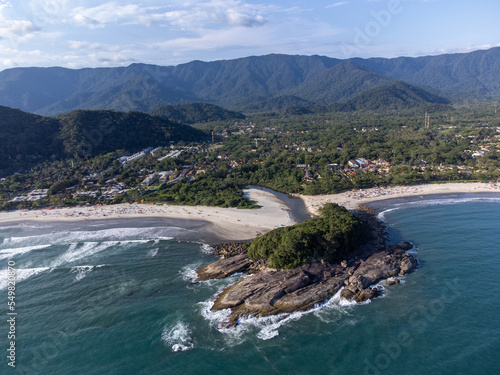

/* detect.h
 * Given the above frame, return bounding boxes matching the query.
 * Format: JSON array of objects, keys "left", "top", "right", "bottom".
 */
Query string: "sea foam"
[
  {"left": 200, "top": 287, "right": 371, "bottom": 341},
  {"left": 162, "top": 321, "right": 194, "bottom": 352},
  {"left": 1, "top": 227, "right": 179, "bottom": 248},
  {"left": 0, "top": 267, "right": 50, "bottom": 290},
  {"left": 71, "top": 265, "right": 105, "bottom": 281},
  {"left": 0, "top": 244, "right": 52, "bottom": 260},
  {"left": 147, "top": 248, "right": 159, "bottom": 257},
  {"left": 378, "top": 196, "right": 500, "bottom": 220},
  {"left": 50, "top": 241, "right": 119, "bottom": 268}
]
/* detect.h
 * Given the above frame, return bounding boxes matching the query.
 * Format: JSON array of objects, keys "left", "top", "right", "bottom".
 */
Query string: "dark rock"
[
  {"left": 196, "top": 254, "right": 253, "bottom": 281},
  {"left": 354, "top": 288, "right": 378, "bottom": 303},
  {"left": 386, "top": 278, "right": 401, "bottom": 286},
  {"left": 205, "top": 248, "right": 418, "bottom": 326},
  {"left": 400, "top": 256, "right": 418, "bottom": 275},
  {"left": 348, "top": 249, "right": 416, "bottom": 288},
  {"left": 392, "top": 241, "right": 413, "bottom": 251},
  {"left": 340, "top": 288, "right": 355, "bottom": 300},
  {"left": 211, "top": 242, "right": 247, "bottom": 258}
]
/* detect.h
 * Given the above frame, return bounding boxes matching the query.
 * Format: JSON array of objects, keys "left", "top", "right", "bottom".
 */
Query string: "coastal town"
[{"left": 1, "top": 106, "right": 500, "bottom": 211}]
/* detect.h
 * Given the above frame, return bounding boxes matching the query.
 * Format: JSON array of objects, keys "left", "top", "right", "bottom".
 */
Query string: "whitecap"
[
  {"left": 200, "top": 244, "right": 214, "bottom": 254},
  {"left": 0, "top": 244, "right": 52, "bottom": 260},
  {"left": 181, "top": 266, "right": 199, "bottom": 283},
  {"left": 200, "top": 287, "right": 373, "bottom": 341},
  {"left": 199, "top": 300, "right": 249, "bottom": 345},
  {"left": 0, "top": 267, "right": 50, "bottom": 290},
  {"left": 377, "top": 207, "right": 401, "bottom": 221},
  {"left": 1, "top": 227, "right": 180, "bottom": 248},
  {"left": 147, "top": 248, "right": 159, "bottom": 257},
  {"left": 378, "top": 196, "right": 500, "bottom": 220},
  {"left": 71, "top": 265, "right": 96, "bottom": 281},
  {"left": 162, "top": 321, "right": 194, "bottom": 352},
  {"left": 50, "top": 241, "right": 119, "bottom": 267}
]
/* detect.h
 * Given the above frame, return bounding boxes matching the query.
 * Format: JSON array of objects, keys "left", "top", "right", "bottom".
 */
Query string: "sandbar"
[{"left": 297, "top": 182, "right": 500, "bottom": 215}]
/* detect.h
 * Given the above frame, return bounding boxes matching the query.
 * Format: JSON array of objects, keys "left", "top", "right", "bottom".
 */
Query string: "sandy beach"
[
  {"left": 0, "top": 188, "right": 295, "bottom": 242},
  {"left": 1, "top": 183, "right": 499, "bottom": 241},
  {"left": 298, "top": 182, "right": 500, "bottom": 215}
]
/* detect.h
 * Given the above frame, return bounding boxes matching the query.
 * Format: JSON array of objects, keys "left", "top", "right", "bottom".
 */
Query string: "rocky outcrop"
[
  {"left": 340, "top": 249, "right": 417, "bottom": 304},
  {"left": 195, "top": 210, "right": 418, "bottom": 327},
  {"left": 210, "top": 242, "right": 247, "bottom": 259},
  {"left": 211, "top": 262, "right": 348, "bottom": 325},
  {"left": 196, "top": 253, "right": 267, "bottom": 281},
  {"left": 197, "top": 245, "right": 418, "bottom": 327}
]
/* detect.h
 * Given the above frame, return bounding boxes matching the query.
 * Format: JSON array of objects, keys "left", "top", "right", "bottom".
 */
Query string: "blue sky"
[{"left": 0, "top": 0, "right": 499, "bottom": 71}]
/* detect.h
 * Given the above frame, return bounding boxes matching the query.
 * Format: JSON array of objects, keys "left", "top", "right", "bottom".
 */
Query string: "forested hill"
[
  {"left": 282, "top": 81, "right": 451, "bottom": 115},
  {"left": 149, "top": 103, "right": 245, "bottom": 124},
  {"left": 352, "top": 47, "right": 500, "bottom": 100},
  {"left": 344, "top": 81, "right": 450, "bottom": 111},
  {"left": 0, "top": 48, "right": 499, "bottom": 115},
  {"left": 0, "top": 106, "right": 63, "bottom": 174},
  {"left": 0, "top": 106, "right": 206, "bottom": 177},
  {"left": 57, "top": 110, "right": 206, "bottom": 157}
]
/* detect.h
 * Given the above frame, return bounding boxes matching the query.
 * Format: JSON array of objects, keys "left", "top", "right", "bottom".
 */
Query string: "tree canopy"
[{"left": 246, "top": 203, "right": 367, "bottom": 269}]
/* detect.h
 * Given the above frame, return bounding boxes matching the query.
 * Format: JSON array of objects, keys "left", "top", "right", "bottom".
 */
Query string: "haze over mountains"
[{"left": 0, "top": 47, "right": 499, "bottom": 116}]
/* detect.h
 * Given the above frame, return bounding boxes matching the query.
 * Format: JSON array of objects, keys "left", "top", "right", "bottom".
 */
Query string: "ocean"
[{"left": 1, "top": 193, "right": 500, "bottom": 375}]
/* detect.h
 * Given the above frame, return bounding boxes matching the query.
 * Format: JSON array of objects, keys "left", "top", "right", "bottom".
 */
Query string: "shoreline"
[
  {"left": 1, "top": 182, "right": 499, "bottom": 242},
  {"left": 297, "top": 182, "right": 500, "bottom": 215},
  {"left": 0, "top": 188, "right": 295, "bottom": 243}
]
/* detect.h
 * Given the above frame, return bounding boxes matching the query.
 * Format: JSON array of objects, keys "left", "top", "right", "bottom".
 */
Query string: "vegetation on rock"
[{"left": 246, "top": 203, "right": 367, "bottom": 269}]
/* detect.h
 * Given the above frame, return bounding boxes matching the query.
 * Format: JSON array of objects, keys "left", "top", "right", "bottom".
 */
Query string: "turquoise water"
[{"left": 1, "top": 195, "right": 500, "bottom": 374}]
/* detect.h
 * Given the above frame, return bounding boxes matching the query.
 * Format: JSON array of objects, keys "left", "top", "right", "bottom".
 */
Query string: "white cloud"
[
  {"left": 70, "top": 2, "right": 141, "bottom": 28},
  {"left": 0, "top": 43, "right": 137, "bottom": 70},
  {"left": 67, "top": 40, "right": 122, "bottom": 52},
  {"left": 326, "top": 2, "right": 349, "bottom": 8},
  {"left": 151, "top": 17, "right": 343, "bottom": 60},
  {"left": 0, "top": 4, "right": 40, "bottom": 41},
  {"left": 69, "top": 0, "right": 269, "bottom": 30}
]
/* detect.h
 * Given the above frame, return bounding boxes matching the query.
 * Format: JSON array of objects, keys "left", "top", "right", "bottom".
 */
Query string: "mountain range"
[{"left": 0, "top": 47, "right": 499, "bottom": 116}]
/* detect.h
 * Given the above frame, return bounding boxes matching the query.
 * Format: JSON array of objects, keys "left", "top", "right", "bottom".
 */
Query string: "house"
[
  {"left": 158, "top": 171, "right": 173, "bottom": 183},
  {"left": 142, "top": 173, "right": 159, "bottom": 186},
  {"left": 355, "top": 158, "right": 370, "bottom": 168},
  {"left": 303, "top": 169, "right": 314, "bottom": 182},
  {"left": 348, "top": 160, "right": 359, "bottom": 168}
]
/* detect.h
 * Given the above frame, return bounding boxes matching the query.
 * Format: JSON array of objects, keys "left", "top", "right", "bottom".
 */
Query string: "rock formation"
[{"left": 196, "top": 210, "right": 418, "bottom": 327}]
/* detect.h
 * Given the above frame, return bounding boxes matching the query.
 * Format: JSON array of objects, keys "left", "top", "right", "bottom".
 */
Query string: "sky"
[{"left": 0, "top": 0, "right": 499, "bottom": 71}]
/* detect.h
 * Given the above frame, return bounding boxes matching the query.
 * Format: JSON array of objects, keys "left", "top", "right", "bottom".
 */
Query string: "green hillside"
[
  {"left": 0, "top": 106, "right": 206, "bottom": 177},
  {"left": 57, "top": 110, "right": 206, "bottom": 158},
  {"left": 346, "top": 81, "right": 451, "bottom": 111},
  {"left": 150, "top": 103, "right": 245, "bottom": 124},
  {"left": 0, "top": 106, "right": 62, "bottom": 176}
]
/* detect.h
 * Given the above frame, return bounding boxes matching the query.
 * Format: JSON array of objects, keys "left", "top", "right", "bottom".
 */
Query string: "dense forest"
[
  {"left": 150, "top": 103, "right": 245, "bottom": 124},
  {"left": 0, "top": 47, "right": 499, "bottom": 115},
  {"left": 0, "top": 107, "right": 207, "bottom": 177}
]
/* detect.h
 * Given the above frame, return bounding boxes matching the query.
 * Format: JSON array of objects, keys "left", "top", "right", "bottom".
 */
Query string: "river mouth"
[{"left": 246, "top": 185, "right": 312, "bottom": 223}]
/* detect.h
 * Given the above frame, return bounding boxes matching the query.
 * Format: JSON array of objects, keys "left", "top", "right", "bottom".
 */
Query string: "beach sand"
[
  {"left": 1, "top": 183, "right": 499, "bottom": 242},
  {"left": 297, "top": 182, "right": 500, "bottom": 215},
  {"left": 0, "top": 188, "right": 295, "bottom": 242}
]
